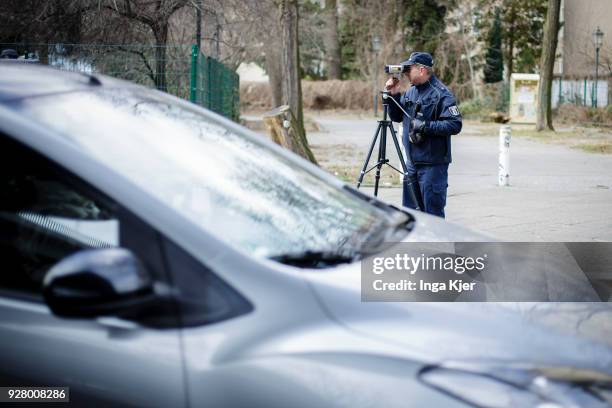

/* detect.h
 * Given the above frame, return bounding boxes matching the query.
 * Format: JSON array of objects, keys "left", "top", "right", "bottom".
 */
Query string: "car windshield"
[{"left": 10, "top": 88, "right": 405, "bottom": 260}]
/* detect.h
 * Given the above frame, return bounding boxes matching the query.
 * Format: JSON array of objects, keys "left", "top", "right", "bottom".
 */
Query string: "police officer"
[{"left": 385, "top": 52, "right": 462, "bottom": 218}]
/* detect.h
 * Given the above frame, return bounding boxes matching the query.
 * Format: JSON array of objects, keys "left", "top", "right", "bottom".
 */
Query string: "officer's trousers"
[{"left": 402, "top": 162, "right": 449, "bottom": 218}]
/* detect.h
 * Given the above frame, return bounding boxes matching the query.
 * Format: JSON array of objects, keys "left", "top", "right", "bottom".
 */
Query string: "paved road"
[{"left": 307, "top": 115, "right": 612, "bottom": 241}]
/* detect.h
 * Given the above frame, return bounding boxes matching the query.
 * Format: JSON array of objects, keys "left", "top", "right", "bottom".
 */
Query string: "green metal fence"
[
  {"left": 0, "top": 43, "right": 239, "bottom": 121},
  {"left": 189, "top": 45, "right": 240, "bottom": 121}
]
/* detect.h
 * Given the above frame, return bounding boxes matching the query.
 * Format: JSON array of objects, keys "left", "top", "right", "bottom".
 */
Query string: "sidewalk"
[{"left": 306, "top": 115, "right": 612, "bottom": 241}]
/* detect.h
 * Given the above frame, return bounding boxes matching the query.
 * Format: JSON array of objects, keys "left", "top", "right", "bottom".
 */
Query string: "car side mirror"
[{"left": 43, "top": 248, "right": 155, "bottom": 318}]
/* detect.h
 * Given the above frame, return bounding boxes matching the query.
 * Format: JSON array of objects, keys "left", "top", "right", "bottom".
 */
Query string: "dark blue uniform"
[{"left": 388, "top": 74, "right": 462, "bottom": 218}]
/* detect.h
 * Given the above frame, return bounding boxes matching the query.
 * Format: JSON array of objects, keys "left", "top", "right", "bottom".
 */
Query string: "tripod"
[{"left": 356, "top": 91, "right": 423, "bottom": 210}]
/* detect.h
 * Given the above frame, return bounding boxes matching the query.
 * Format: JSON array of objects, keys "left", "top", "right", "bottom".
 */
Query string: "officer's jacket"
[{"left": 388, "top": 74, "right": 462, "bottom": 165}]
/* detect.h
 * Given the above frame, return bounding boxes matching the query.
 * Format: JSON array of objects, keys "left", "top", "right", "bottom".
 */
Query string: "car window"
[
  {"left": 0, "top": 134, "right": 253, "bottom": 325},
  {"left": 161, "top": 237, "right": 253, "bottom": 327},
  {"left": 0, "top": 135, "right": 149, "bottom": 298},
  {"left": 10, "top": 89, "right": 405, "bottom": 260}
]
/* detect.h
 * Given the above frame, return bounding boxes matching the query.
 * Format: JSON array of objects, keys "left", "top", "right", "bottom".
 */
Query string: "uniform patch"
[{"left": 449, "top": 105, "right": 460, "bottom": 116}]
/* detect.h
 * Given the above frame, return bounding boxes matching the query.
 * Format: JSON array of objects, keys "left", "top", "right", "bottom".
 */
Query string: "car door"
[{"left": 0, "top": 134, "right": 186, "bottom": 407}]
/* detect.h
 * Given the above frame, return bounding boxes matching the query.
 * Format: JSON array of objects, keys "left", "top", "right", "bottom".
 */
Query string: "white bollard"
[{"left": 498, "top": 125, "right": 511, "bottom": 186}]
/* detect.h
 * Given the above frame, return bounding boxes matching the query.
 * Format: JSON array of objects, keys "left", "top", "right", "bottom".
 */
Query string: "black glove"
[{"left": 409, "top": 118, "right": 426, "bottom": 144}]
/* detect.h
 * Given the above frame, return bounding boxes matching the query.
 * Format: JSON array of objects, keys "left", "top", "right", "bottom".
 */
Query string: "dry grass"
[
  {"left": 572, "top": 141, "right": 612, "bottom": 154},
  {"left": 310, "top": 142, "right": 402, "bottom": 187},
  {"left": 323, "top": 164, "right": 401, "bottom": 187},
  {"left": 509, "top": 125, "right": 612, "bottom": 154}
]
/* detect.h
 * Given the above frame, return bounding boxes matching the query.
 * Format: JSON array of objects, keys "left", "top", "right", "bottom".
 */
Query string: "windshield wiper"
[
  {"left": 357, "top": 211, "right": 414, "bottom": 256},
  {"left": 270, "top": 250, "right": 357, "bottom": 269},
  {"left": 343, "top": 185, "right": 414, "bottom": 241}
]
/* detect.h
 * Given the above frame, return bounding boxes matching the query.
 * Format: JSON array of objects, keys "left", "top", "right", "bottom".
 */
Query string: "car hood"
[
  {"left": 302, "top": 214, "right": 612, "bottom": 381},
  {"left": 305, "top": 265, "right": 612, "bottom": 378}
]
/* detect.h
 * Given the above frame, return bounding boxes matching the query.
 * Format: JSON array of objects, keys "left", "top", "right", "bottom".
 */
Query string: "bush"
[
  {"left": 459, "top": 97, "right": 500, "bottom": 121},
  {"left": 240, "top": 79, "right": 375, "bottom": 112},
  {"left": 554, "top": 105, "right": 588, "bottom": 124},
  {"left": 481, "top": 82, "right": 509, "bottom": 113},
  {"left": 458, "top": 99, "right": 485, "bottom": 118},
  {"left": 240, "top": 82, "right": 272, "bottom": 110},
  {"left": 302, "top": 80, "right": 372, "bottom": 111},
  {"left": 554, "top": 104, "right": 612, "bottom": 126},
  {"left": 586, "top": 105, "right": 612, "bottom": 123}
]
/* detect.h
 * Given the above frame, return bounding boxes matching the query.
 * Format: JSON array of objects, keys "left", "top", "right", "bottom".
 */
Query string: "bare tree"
[
  {"left": 436, "top": 0, "right": 483, "bottom": 101},
  {"left": 106, "top": 0, "right": 188, "bottom": 91},
  {"left": 237, "top": 1, "right": 283, "bottom": 105},
  {"left": 323, "top": 0, "right": 341, "bottom": 79},
  {"left": 278, "top": 0, "right": 305, "bottom": 137},
  {"left": 0, "top": 0, "right": 86, "bottom": 44},
  {"left": 455, "top": 0, "right": 481, "bottom": 99},
  {"left": 209, "top": 1, "right": 283, "bottom": 104},
  {"left": 536, "top": 0, "right": 561, "bottom": 131},
  {"left": 340, "top": 2, "right": 396, "bottom": 79},
  {"left": 265, "top": 47, "right": 284, "bottom": 107}
]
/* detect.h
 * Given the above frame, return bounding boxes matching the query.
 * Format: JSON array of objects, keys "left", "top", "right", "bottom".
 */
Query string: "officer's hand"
[
  {"left": 384, "top": 77, "right": 401, "bottom": 95},
  {"left": 409, "top": 118, "right": 426, "bottom": 144}
]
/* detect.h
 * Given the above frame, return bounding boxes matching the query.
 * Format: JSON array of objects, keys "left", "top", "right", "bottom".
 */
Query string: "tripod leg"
[
  {"left": 389, "top": 124, "right": 424, "bottom": 210},
  {"left": 356, "top": 122, "right": 382, "bottom": 188},
  {"left": 374, "top": 123, "right": 387, "bottom": 197}
]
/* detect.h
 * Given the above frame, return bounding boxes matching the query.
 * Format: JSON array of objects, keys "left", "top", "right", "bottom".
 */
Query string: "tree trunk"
[
  {"left": 505, "top": 8, "right": 516, "bottom": 83},
  {"left": 506, "top": 31, "right": 514, "bottom": 82},
  {"left": 323, "top": 0, "right": 341, "bottom": 79},
  {"left": 536, "top": 0, "right": 561, "bottom": 131},
  {"left": 458, "top": 4, "right": 479, "bottom": 99},
  {"left": 153, "top": 23, "right": 169, "bottom": 92},
  {"left": 278, "top": 0, "right": 306, "bottom": 140},
  {"left": 265, "top": 47, "right": 284, "bottom": 108},
  {"left": 262, "top": 105, "right": 317, "bottom": 164}
]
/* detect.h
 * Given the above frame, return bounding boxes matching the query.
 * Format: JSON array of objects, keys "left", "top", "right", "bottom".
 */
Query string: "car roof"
[{"left": 0, "top": 62, "right": 130, "bottom": 102}]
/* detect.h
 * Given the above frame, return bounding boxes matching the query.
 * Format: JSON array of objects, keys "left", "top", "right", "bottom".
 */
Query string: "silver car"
[{"left": 0, "top": 64, "right": 611, "bottom": 407}]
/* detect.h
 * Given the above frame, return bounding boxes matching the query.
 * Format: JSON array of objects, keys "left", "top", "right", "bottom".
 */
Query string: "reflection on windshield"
[{"left": 14, "top": 89, "right": 397, "bottom": 259}]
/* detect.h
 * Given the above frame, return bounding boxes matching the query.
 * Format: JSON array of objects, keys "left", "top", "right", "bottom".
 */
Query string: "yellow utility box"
[{"left": 509, "top": 73, "right": 539, "bottom": 124}]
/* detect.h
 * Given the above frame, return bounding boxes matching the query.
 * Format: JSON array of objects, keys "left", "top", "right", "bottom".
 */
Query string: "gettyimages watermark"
[
  {"left": 371, "top": 252, "right": 487, "bottom": 294},
  {"left": 361, "top": 242, "right": 612, "bottom": 302}
]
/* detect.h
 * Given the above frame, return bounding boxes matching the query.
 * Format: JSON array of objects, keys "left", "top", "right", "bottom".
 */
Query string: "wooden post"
[{"left": 262, "top": 105, "right": 318, "bottom": 165}]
